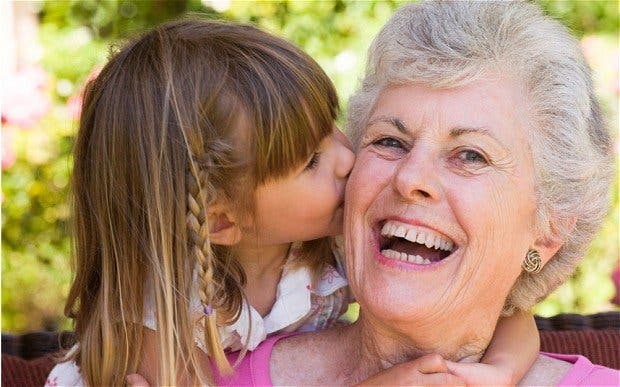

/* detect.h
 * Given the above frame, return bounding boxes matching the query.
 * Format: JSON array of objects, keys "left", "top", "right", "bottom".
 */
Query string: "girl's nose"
[
  {"left": 333, "top": 128, "right": 355, "bottom": 179},
  {"left": 333, "top": 126, "right": 353, "bottom": 151}
]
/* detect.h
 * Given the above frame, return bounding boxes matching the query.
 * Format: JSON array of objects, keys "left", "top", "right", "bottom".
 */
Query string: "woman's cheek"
[{"left": 351, "top": 151, "right": 394, "bottom": 186}]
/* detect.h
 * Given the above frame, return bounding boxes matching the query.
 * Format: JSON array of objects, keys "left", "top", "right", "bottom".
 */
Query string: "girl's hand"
[
  {"left": 446, "top": 360, "right": 515, "bottom": 386},
  {"left": 358, "top": 354, "right": 465, "bottom": 386}
]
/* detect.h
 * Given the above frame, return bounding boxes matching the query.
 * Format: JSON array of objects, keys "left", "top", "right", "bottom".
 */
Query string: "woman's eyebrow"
[
  {"left": 450, "top": 126, "right": 490, "bottom": 137},
  {"left": 367, "top": 115, "right": 409, "bottom": 134},
  {"left": 450, "top": 126, "right": 509, "bottom": 152}
]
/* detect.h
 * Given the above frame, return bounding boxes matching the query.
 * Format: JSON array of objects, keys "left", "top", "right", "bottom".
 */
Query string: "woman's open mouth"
[{"left": 377, "top": 220, "right": 457, "bottom": 265}]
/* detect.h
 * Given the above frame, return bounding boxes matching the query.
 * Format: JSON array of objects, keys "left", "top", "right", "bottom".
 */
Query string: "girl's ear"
[{"left": 207, "top": 202, "right": 242, "bottom": 246}]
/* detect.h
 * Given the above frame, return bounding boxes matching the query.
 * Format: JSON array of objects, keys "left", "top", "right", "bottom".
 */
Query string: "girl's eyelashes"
[{"left": 304, "top": 152, "right": 321, "bottom": 171}]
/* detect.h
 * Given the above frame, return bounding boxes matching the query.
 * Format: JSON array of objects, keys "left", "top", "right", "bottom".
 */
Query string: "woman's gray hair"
[{"left": 347, "top": 1, "right": 614, "bottom": 314}]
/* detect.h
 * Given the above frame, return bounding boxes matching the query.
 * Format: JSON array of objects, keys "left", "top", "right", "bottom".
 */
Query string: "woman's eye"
[
  {"left": 304, "top": 152, "right": 321, "bottom": 171},
  {"left": 456, "top": 149, "right": 488, "bottom": 165},
  {"left": 373, "top": 137, "right": 404, "bottom": 149}
]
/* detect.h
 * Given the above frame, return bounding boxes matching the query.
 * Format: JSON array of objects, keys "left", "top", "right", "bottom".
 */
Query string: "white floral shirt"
[
  {"left": 46, "top": 237, "right": 350, "bottom": 386},
  {"left": 144, "top": 237, "right": 350, "bottom": 352}
]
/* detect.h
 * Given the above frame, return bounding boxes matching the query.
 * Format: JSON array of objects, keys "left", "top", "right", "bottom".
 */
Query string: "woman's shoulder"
[
  {"left": 520, "top": 353, "right": 619, "bottom": 386},
  {"left": 269, "top": 329, "right": 345, "bottom": 385},
  {"left": 215, "top": 332, "right": 303, "bottom": 386}
]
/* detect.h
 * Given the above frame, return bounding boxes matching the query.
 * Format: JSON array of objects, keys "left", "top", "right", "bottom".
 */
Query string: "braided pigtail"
[
  {"left": 67, "top": 18, "right": 340, "bottom": 386},
  {"left": 186, "top": 166, "right": 233, "bottom": 376}
]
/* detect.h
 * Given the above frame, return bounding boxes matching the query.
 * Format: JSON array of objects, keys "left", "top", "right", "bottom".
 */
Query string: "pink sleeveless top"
[
  {"left": 214, "top": 334, "right": 295, "bottom": 386},
  {"left": 214, "top": 337, "right": 620, "bottom": 386},
  {"left": 542, "top": 352, "right": 620, "bottom": 385}
]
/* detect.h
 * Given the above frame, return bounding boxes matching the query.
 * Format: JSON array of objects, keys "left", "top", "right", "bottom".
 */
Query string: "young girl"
[{"left": 47, "top": 19, "right": 539, "bottom": 386}]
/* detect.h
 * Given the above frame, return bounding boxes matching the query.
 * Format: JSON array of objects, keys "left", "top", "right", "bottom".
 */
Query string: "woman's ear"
[
  {"left": 532, "top": 216, "right": 576, "bottom": 267},
  {"left": 207, "top": 202, "right": 242, "bottom": 246}
]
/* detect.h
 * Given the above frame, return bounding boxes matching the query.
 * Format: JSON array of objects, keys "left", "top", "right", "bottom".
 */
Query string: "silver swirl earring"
[{"left": 522, "top": 248, "right": 542, "bottom": 273}]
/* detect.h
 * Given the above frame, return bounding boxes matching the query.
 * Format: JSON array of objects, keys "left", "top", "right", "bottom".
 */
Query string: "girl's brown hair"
[{"left": 66, "top": 19, "right": 338, "bottom": 385}]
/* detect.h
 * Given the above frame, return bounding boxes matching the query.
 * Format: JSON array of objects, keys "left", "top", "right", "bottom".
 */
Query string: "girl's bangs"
[{"left": 246, "top": 68, "right": 339, "bottom": 185}]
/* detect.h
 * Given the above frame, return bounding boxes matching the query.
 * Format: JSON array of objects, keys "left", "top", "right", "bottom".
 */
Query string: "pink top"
[
  {"left": 214, "top": 336, "right": 620, "bottom": 386},
  {"left": 214, "top": 334, "right": 295, "bottom": 386},
  {"left": 542, "top": 352, "right": 620, "bottom": 386}
]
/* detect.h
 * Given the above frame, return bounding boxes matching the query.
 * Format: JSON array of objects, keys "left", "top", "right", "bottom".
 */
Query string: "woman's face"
[{"left": 344, "top": 79, "right": 539, "bottom": 345}]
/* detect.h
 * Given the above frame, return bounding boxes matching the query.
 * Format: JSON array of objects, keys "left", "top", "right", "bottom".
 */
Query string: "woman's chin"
[{"left": 356, "top": 245, "right": 466, "bottom": 318}]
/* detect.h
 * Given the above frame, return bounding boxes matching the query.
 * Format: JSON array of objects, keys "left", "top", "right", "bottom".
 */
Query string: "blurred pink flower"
[
  {"left": 66, "top": 66, "right": 102, "bottom": 121},
  {"left": 2, "top": 129, "right": 17, "bottom": 170},
  {"left": 580, "top": 36, "right": 604, "bottom": 65},
  {"left": 612, "top": 265, "right": 620, "bottom": 306},
  {"left": 1, "top": 66, "right": 51, "bottom": 129},
  {"left": 66, "top": 93, "right": 83, "bottom": 121},
  {"left": 580, "top": 36, "right": 620, "bottom": 98}
]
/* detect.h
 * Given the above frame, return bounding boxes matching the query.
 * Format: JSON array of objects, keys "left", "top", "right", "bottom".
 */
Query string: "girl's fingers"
[
  {"left": 415, "top": 353, "right": 449, "bottom": 374},
  {"left": 445, "top": 359, "right": 466, "bottom": 375},
  {"left": 419, "top": 372, "right": 466, "bottom": 386}
]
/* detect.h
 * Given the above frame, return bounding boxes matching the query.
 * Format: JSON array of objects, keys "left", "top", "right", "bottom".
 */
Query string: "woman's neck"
[
  {"left": 347, "top": 312, "right": 488, "bottom": 376},
  {"left": 340, "top": 318, "right": 424, "bottom": 381},
  {"left": 272, "top": 314, "right": 488, "bottom": 385},
  {"left": 231, "top": 242, "right": 291, "bottom": 316}
]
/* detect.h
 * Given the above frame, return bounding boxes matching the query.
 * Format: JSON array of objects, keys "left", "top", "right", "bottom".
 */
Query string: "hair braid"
[
  {"left": 186, "top": 166, "right": 233, "bottom": 376},
  {"left": 68, "top": 18, "right": 339, "bottom": 386}
]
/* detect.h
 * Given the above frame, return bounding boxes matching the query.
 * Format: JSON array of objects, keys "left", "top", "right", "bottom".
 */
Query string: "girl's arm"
[
  {"left": 483, "top": 312, "right": 540, "bottom": 382},
  {"left": 447, "top": 312, "right": 540, "bottom": 384}
]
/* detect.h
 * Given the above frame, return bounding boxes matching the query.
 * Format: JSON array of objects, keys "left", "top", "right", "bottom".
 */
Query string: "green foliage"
[
  {"left": 537, "top": 0, "right": 619, "bottom": 36},
  {"left": 224, "top": 1, "right": 406, "bottom": 110},
  {"left": 533, "top": 169, "right": 619, "bottom": 317},
  {"left": 2, "top": 108, "right": 75, "bottom": 332},
  {"left": 2, "top": 0, "right": 618, "bottom": 332},
  {"left": 39, "top": 0, "right": 196, "bottom": 39}
]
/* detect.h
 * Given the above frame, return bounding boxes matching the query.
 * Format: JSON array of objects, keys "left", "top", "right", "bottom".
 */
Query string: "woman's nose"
[{"left": 393, "top": 150, "right": 441, "bottom": 203}]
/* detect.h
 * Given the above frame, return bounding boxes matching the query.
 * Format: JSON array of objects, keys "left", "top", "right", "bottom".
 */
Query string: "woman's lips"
[
  {"left": 380, "top": 220, "right": 455, "bottom": 253},
  {"left": 371, "top": 219, "right": 459, "bottom": 271},
  {"left": 373, "top": 244, "right": 459, "bottom": 271}
]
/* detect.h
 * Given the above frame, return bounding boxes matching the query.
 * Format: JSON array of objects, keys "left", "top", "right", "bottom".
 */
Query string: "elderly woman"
[{"left": 132, "top": 1, "right": 617, "bottom": 385}]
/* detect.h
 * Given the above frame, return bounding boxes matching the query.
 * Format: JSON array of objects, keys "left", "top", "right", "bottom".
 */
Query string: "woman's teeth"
[
  {"left": 380, "top": 221, "right": 454, "bottom": 252},
  {"left": 381, "top": 249, "right": 432, "bottom": 264}
]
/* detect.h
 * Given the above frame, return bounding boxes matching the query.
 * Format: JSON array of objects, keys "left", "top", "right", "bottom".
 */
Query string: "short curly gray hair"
[{"left": 347, "top": 1, "right": 614, "bottom": 314}]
